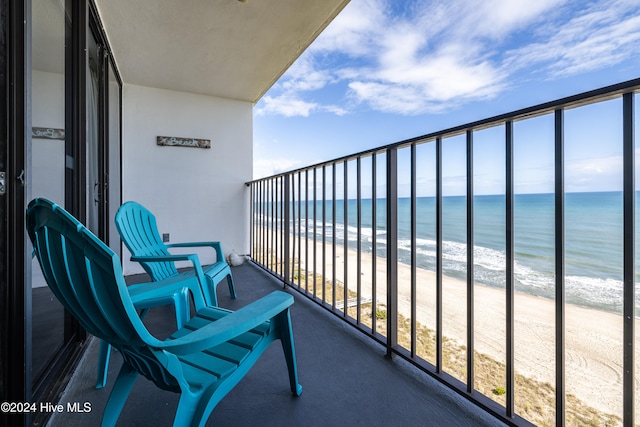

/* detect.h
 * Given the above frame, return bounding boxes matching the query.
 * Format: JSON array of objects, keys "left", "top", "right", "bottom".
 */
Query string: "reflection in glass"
[
  {"left": 108, "top": 59, "right": 122, "bottom": 258},
  {"left": 31, "top": 0, "right": 67, "bottom": 384},
  {"left": 635, "top": 92, "right": 640, "bottom": 427}
]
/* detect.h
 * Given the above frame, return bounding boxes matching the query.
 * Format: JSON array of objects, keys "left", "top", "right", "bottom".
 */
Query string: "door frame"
[
  {"left": 2, "top": 2, "right": 30, "bottom": 425},
  {"left": 0, "top": 0, "right": 122, "bottom": 424}
]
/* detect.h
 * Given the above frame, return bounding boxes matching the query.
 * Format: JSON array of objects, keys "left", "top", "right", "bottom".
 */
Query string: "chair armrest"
[
  {"left": 158, "top": 291, "right": 294, "bottom": 355},
  {"left": 130, "top": 254, "right": 209, "bottom": 306},
  {"left": 131, "top": 254, "right": 201, "bottom": 264},
  {"left": 166, "top": 241, "right": 224, "bottom": 263}
]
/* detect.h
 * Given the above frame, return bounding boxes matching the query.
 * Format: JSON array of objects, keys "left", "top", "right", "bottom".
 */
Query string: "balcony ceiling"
[{"left": 93, "top": 0, "right": 349, "bottom": 103}]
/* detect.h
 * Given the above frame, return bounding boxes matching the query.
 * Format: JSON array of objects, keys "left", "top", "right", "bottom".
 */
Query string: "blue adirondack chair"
[
  {"left": 115, "top": 201, "right": 236, "bottom": 307},
  {"left": 94, "top": 257, "right": 204, "bottom": 389},
  {"left": 27, "top": 198, "right": 302, "bottom": 427},
  {"left": 96, "top": 201, "right": 238, "bottom": 388}
]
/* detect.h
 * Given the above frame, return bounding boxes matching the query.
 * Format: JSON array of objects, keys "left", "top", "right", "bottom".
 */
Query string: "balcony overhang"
[{"left": 92, "top": 0, "right": 350, "bottom": 103}]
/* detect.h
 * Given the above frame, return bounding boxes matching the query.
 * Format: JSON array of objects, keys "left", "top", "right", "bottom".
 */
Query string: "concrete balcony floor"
[{"left": 49, "top": 262, "right": 505, "bottom": 426}]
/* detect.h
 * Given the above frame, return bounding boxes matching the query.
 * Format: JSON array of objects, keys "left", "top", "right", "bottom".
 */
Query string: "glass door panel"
[
  {"left": 108, "top": 59, "right": 122, "bottom": 257},
  {"left": 87, "top": 29, "right": 101, "bottom": 235},
  {"left": 31, "top": 0, "right": 68, "bottom": 384}
]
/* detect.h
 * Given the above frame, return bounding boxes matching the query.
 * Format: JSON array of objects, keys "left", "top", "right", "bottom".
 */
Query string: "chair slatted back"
[
  {"left": 27, "top": 198, "right": 180, "bottom": 391},
  {"left": 115, "top": 201, "right": 179, "bottom": 281}
]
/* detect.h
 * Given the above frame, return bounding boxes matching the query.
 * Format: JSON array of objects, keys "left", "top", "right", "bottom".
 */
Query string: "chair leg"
[
  {"left": 174, "top": 288, "right": 191, "bottom": 329},
  {"left": 172, "top": 391, "right": 203, "bottom": 427},
  {"left": 101, "top": 363, "right": 139, "bottom": 427},
  {"left": 227, "top": 274, "right": 237, "bottom": 299},
  {"left": 202, "top": 276, "right": 218, "bottom": 307},
  {"left": 276, "top": 309, "right": 302, "bottom": 396},
  {"left": 96, "top": 340, "right": 111, "bottom": 389}
]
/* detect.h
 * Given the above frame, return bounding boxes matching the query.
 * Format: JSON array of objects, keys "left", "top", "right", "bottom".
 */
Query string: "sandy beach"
[{"left": 280, "top": 233, "right": 639, "bottom": 420}]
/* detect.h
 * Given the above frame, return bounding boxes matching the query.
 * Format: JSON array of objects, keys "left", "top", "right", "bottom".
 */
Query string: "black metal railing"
[{"left": 247, "top": 78, "right": 640, "bottom": 427}]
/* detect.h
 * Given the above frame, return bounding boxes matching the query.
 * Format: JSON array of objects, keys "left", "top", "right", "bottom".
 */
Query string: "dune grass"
[
  {"left": 365, "top": 306, "right": 621, "bottom": 427},
  {"left": 287, "top": 267, "right": 622, "bottom": 427}
]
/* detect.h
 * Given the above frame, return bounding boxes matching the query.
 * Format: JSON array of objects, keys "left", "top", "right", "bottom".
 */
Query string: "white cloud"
[
  {"left": 256, "top": 95, "right": 346, "bottom": 117},
  {"left": 565, "top": 154, "right": 624, "bottom": 192},
  {"left": 308, "top": 0, "right": 386, "bottom": 57},
  {"left": 453, "top": 0, "right": 567, "bottom": 39},
  {"left": 256, "top": 96, "right": 318, "bottom": 117},
  {"left": 258, "top": 0, "right": 640, "bottom": 118},
  {"left": 253, "top": 157, "right": 320, "bottom": 180},
  {"left": 504, "top": 0, "right": 640, "bottom": 77},
  {"left": 278, "top": 54, "right": 334, "bottom": 92}
]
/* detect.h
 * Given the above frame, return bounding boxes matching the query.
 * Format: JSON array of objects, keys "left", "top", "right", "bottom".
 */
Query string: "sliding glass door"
[
  {"left": 28, "top": 0, "right": 121, "bottom": 414},
  {"left": 31, "top": 0, "right": 71, "bottom": 392},
  {"left": 87, "top": 13, "right": 121, "bottom": 256}
]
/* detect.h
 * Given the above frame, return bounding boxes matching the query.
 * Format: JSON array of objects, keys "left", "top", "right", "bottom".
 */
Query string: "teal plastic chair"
[
  {"left": 27, "top": 198, "right": 302, "bottom": 427},
  {"left": 115, "top": 201, "right": 236, "bottom": 307},
  {"left": 97, "top": 201, "right": 237, "bottom": 388},
  {"left": 94, "top": 250, "right": 208, "bottom": 389}
]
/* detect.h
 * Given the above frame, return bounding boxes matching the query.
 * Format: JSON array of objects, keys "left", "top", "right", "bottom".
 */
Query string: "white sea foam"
[{"left": 275, "top": 209, "right": 640, "bottom": 312}]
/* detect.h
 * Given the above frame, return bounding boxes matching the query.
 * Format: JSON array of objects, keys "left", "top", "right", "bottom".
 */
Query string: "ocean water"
[{"left": 279, "top": 191, "right": 639, "bottom": 315}]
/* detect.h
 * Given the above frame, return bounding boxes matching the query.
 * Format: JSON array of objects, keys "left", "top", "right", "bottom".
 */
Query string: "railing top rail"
[{"left": 247, "top": 77, "right": 640, "bottom": 185}]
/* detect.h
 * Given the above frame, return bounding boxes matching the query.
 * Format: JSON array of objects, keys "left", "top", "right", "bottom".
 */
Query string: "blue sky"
[{"left": 253, "top": 0, "right": 640, "bottom": 195}]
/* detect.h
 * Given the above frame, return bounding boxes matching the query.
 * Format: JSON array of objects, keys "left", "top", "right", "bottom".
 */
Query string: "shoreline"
[{"left": 285, "top": 234, "right": 638, "bottom": 419}]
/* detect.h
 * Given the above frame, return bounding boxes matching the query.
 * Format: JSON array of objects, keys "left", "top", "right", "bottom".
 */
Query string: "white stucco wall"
[{"left": 121, "top": 84, "right": 253, "bottom": 275}]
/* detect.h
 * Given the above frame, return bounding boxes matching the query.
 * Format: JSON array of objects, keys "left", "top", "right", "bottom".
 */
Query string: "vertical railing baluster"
[
  {"left": 505, "top": 120, "right": 515, "bottom": 418},
  {"left": 357, "top": 156, "right": 362, "bottom": 324},
  {"left": 623, "top": 92, "right": 635, "bottom": 427},
  {"left": 261, "top": 179, "right": 265, "bottom": 266},
  {"left": 387, "top": 147, "right": 398, "bottom": 358},
  {"left": 291, "top": 174, "right": 296, "bottom": 284},
  {"left": 344, "top": 160, "right": 349, "bottom": 315},
  {"left": 467, "top": 130, "right": 475, "bottom": 393},
  {"left": 270, "top": 178, "right": 275, "bottom": 271},
  {"left": 254, "top": 181, "right": 258, "bottom": 264},
  {"left": 555, "top": 108, "right": 566, "bottom": 426},
  {"left": 282, "top": 176, "right": 286, "bottom": 276},
  {"left": 271, "top": 178, "right": 280, "bottom": 276},
  {"left": 258, "top": 180, "right": 261, "bottom": 261},
  {"left": 275, "top": 178, "right": 279, "bottom": 275},
  {"left": 268, "top": 178, "right": 272, "bottom": 269},
  {"left": 411, "top": 143, "right": 417, "bottom": 357},
  {"left": 249, "top": 182, "right": 253, "bottom": 259},
  {"left": 313, "top": 168, "right": 317, "bottom": 298},
  {"left": 332, "top": 163, "right": 337, "bottom": 309},
  {"left": 270, "top": 178, "right": 273, "bottom": 271},
  {"left": 284, "top": 175, "right": 291, "bottom": 286},
  {"left": 298, "top": 172, "right": 302, "bottom": 288},
  {"left": 436, "top": 137, "right": 443, "bottom": 373},
  {"left": 260, "top": 179, "right": 265, "bottom": 267},
  {"left": 323, "top": 165, "right": 327, "bottom": 304},
  {"left": 262, "top": 179, "right": 266, "bottom": 267},
  {"left": 263, "top": 179, "right": 267, "bottom": 268},
  {"left": 278, "top": 176, "right": 282, "bottom": 277},
  {"left": 305, "top": 169, "right": 309, "bottom": 294},
  {"left": 281, "top": 176, "right": 285, "bottom": 277},
  {"left": 250, "top": 182, "right": 254, "bottom": 260},
  {"left": 372, "top": 152, "right": 378, "bottom": 335},
  {"left": 269, "top": 178, "right": 272, "bottom": 269}
]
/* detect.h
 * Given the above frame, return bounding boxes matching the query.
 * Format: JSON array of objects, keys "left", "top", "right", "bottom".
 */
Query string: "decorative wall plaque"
[
  {"left": 33, "top": 127, "right": 65, "bottom": 140},
  {"left": 157, "top": 136, "right": 211, "bottom": 149}
]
